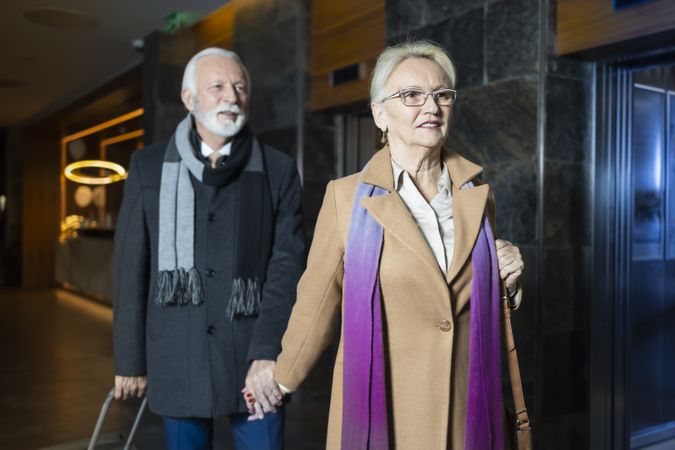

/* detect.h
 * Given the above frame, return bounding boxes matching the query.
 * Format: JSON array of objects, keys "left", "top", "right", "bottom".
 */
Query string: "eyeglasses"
[{"left": 381, "top": 88, "right": 457, "bottom": 107}]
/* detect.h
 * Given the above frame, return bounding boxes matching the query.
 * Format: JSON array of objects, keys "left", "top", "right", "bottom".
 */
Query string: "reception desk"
[{"left": 55, "top": 229, "right": 114, "bottom": 304}]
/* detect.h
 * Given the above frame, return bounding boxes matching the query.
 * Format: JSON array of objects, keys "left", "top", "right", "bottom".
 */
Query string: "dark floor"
[{"left": 0, "top": 288, "right": 333, "bottom": 450}]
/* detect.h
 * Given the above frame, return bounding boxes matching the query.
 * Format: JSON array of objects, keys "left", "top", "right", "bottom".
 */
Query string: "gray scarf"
[{"left": 156, "top": 114, "right": 271, "bottom": 317}]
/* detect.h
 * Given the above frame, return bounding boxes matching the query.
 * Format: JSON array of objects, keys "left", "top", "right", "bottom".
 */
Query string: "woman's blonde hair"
[{"left": 369, "top": 40, "right": 456, "bottom": 103}]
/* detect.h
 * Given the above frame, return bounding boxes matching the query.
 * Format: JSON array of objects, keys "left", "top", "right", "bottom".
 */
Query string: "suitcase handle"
[{"left": 88, "top": 387, "right": 148, "bottom": 450}]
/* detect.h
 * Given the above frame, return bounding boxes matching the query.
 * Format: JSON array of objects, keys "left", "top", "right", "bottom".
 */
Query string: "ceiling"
[{"left": 0, "top": 0, "right": 227, "bottom": 127}]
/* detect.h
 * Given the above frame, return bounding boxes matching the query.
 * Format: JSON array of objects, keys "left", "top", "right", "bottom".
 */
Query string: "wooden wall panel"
[
  {"left": 310, "top": 58, "right": 377, "bottom": 111},
  {"left": 557, "top": 0, "right": 675, "bottom": 56},
  {"left": 194, "top": 4, "right": 234, "bottom": 50},
  {"left": 309, "top": 0, "right": 385, "bottom": 111},
  {"left": 21, "top": 130, "right": 60, "bottom": 288}
]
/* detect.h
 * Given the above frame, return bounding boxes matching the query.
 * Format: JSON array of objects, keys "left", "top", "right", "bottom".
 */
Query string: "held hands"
[
  {"left": 114, "top": 375, "right": 147, "bottom": 400},
  {"left": 495, "top": 239, "right": 524, "bottom": 293},
  {"left": 244, "top": 360, "right": 284, "bottom": 420},
  {"left": 242, "top": 386, "right": 266, "bottom": 421}
]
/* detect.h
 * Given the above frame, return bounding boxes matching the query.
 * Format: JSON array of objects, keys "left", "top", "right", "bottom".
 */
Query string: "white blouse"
[{"left": 391, "top": 158, "right": 454, "bottom": 275}]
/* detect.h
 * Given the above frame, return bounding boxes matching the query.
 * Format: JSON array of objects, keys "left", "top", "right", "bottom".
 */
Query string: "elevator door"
[
  {"left": 629, "top": 70, "right": 675, "bottom": 449},
  {"left": 335, "top": 112, "right": 377, "bottom": 178}
]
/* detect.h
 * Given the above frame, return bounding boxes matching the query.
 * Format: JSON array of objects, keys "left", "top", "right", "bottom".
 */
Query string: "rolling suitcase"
[
  {"left": 42, "top": 387, "right": 147, "bottom": 450},
  {"left": 87, "top": 387, "right": 147, "bottom": 450}
]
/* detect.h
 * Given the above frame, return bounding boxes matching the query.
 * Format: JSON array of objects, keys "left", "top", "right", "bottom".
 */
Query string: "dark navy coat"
[{"left": 112, "top": 138, "right": 305, "bottom": 418}]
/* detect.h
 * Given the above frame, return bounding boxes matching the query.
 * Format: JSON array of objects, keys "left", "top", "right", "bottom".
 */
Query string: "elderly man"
[{"left": 112, "top": 47, "right": 304, "bottom": 450}]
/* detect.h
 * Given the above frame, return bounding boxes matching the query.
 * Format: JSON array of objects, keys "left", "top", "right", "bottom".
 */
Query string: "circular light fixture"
[
  {"left": 64, "top": 160, "right": 127, "bottom": 185},
  {"left": 23, "top": 8, "right": 99, "bottom": 30}
]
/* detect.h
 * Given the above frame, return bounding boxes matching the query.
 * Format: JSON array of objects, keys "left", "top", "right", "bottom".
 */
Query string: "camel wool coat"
[{"left": 275, "top": 147, "right": 498, "bottom": 450}]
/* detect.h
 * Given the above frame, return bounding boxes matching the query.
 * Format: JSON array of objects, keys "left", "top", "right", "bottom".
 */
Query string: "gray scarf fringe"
[
  {"left": 225, "top": 278, "right": 261, "bottom": 319},
  {"left": 156, "top": 267, "right": 204, "bottom": 306},
  {"left": 157, "top": 273, "right": 261, "bottom": 318}
]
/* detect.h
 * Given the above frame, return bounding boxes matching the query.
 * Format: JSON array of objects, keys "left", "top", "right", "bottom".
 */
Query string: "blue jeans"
[{"left": 162, "top": 407, "right": 285, "bottom": 450}]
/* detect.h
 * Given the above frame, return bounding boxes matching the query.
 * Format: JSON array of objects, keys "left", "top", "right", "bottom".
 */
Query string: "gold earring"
[{"left": 380, "top": 128, "right": 388, "bottom": 145}]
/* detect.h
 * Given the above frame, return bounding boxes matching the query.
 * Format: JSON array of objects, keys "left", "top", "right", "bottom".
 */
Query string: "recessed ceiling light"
[
  {"left": 23, "top": 8, "right": 99, "bottom": 30},
  {"left": 15, "top": 54, "right": 36, "bottom": 61},
  {"left": 0, "top": 79, "right": 27, "bottom": 88}
]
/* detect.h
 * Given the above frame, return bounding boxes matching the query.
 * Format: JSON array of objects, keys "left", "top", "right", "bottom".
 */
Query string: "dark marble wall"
[
  {"left": 231, "top": 0, "right": 339, "bottom": 236},
  {"left": 233, "top": 0, "right": 304, "bottom": 157},
  {"left": 538, "top": 3, "right": 594, "bottom": 446},
  {"left": 386, "top": 0, "right": 594, "bottom": 448},
  {"left": 141, "top": 31, "right": 195, "bottom": 144}
]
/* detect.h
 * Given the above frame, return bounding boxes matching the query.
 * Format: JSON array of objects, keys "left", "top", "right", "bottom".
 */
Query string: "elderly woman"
[{"left": 267, "top": 41, "right": 523, "bottom": 449}]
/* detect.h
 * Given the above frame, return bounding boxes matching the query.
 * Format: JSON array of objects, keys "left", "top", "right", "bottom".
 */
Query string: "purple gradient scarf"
[
  {"left": 464, "top": 216, "right": 504, "bottom": 449},
  {"left": 342, "top": 182, "right": 389, "bottom": 450},
  {"left": 342, "top": 180, "right": 503, "bottom": 450}
]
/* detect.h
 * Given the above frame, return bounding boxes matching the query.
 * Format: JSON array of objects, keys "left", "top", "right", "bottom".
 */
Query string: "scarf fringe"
[
  {"left": 155, "top": 268, "right": 204, "bottom": 307},
  {"left": 225, "top": 277, "right": 261, "bottom": 320}
]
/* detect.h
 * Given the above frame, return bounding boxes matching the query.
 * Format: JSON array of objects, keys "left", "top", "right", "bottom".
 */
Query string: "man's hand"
[
  {"left": 114, "top": 375, "right": 147, "bottom": 400},
  {"left": 496, "top": 239, "right": 524, "bottom": 293},
  {"left": 245, "top": 360, "right": 283, "bottom": 414}
]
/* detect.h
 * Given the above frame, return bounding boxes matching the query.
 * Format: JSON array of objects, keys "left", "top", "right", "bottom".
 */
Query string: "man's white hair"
[
  {"left": 370, "top": 40, "right": 456, "bottom": 103},
  {"left": 182, "top": 47, "right": 251, "bottom": 93}
]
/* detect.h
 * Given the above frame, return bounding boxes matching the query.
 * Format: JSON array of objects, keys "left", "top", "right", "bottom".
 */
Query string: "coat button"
[
  {"left": 437, "top": 320, "right": 452, "bottom": 332},
  {"left": 206, "top": 325, "right": 215, "bottom": 334},
  {"left": 207, "top": 213, "right": 216, "bottom": 222},
  {"left": 206, "top": 269, "right": 216, "bottom": 277}
]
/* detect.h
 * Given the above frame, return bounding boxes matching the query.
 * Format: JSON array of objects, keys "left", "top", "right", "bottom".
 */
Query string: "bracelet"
[{"left": 507, "top": 283, "right": 520, "bottom": 308}]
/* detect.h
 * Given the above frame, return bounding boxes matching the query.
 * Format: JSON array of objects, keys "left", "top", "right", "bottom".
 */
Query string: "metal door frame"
[{"left": 591, "top": 64, "right": 634, "bottom": 450}]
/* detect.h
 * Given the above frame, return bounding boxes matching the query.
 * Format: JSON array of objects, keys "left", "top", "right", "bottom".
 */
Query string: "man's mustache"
[{"left": 216, "top": 104, "right": 242, "bottom": 114}]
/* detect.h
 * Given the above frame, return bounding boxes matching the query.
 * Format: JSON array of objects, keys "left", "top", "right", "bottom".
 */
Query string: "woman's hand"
[
  {"left": 245, "top": 360, "right": 283, "bottom": 414},
  {"left": 495, "top": 239, "right": 524, "bottom": 293},
  {"left": 242, "top": 386, "right": 265, "bottom": 421}
]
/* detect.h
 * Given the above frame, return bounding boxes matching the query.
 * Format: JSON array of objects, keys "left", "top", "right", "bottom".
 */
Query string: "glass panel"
[
  {"left": 630, "top": 83, "right": 675, "bottom": 448},
  {"left": 357, "top": 116, "right": 376, "bottom": 171},
  {"left": 630, "top": 262, "right": 665, "bottom": 435},
  {"left": 668, "top": 93, "right": 675, "bottom": 260},
  {"left": 632, "top": 87, "right": 665, "bottom": 260}
]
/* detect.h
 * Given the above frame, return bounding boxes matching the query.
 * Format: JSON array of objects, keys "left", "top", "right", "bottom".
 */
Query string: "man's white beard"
[{"left": 193, "top": 99, "right": 247, "bottom": 138}]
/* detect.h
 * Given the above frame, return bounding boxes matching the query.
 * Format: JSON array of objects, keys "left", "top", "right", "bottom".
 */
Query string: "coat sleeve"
[
  {"left": 112, "top": 152, "right": 150, "bottom": 376},
  {"left": 487, "top": 184, "right": 523, "bottom": 309},
  {"left": 247, "top": 160, "right": 306, "bottom": 362},
  {"left": 273, "top": 180, "right": 344, "bottom": 391}
]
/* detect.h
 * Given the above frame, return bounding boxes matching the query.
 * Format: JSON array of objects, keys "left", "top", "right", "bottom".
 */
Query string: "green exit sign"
[{"left": 163, "top": 11, "right": 200, "bottom": 34}]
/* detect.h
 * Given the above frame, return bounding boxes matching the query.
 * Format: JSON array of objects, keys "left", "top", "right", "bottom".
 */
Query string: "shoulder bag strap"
[{"left": 501, "top": 285, "right": 533, "bottom": 449}]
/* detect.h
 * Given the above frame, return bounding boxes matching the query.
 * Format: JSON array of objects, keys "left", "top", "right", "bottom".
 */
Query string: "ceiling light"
[
  {"left": 23, "top": 8, "right": 99, "bottom": 30},
  {"left": 13, "top": 51, "right": 35, "bottom": 61},
  {"left": 0, "top": 79, "right": 27, "bottom": 88}
]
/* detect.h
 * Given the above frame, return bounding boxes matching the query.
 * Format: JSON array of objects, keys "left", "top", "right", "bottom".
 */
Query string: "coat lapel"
[
  {"left": 360, "top": 148, "right": 449, "bottom": 303},
  {"left": 361, "top": 193, "right": 443, "bottom": 280},
  {"left": 358, "top": 147, "right": 489, "bottom": 314},
  {"left": 443, "top": 150, "right": 488, "bottom": 313}
]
